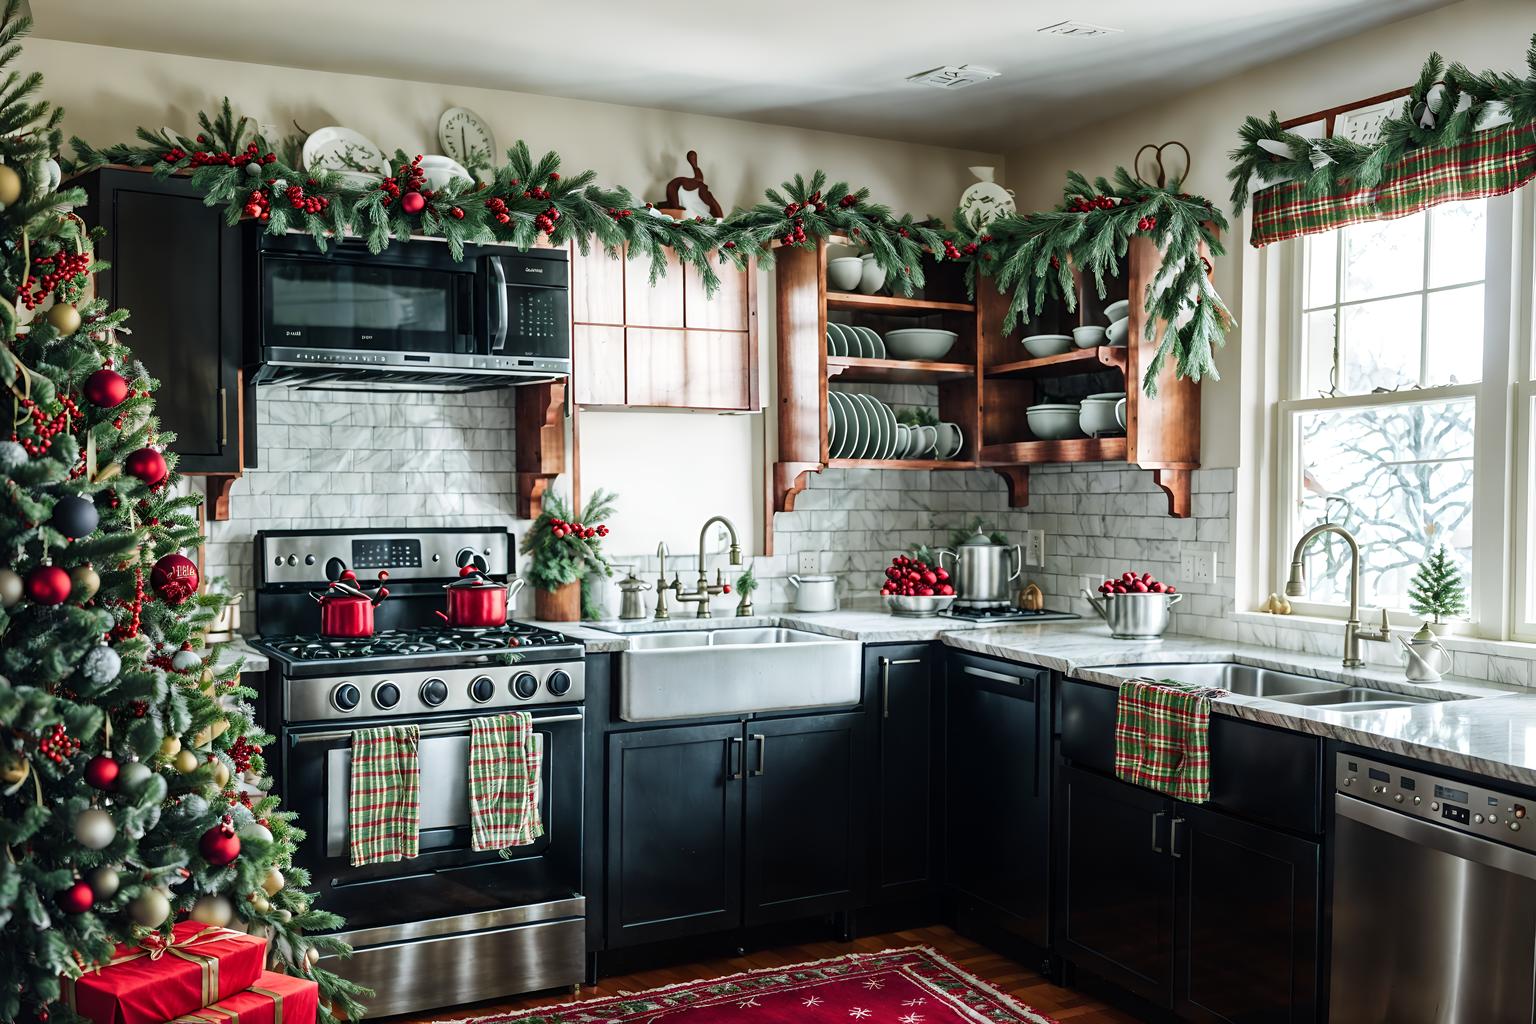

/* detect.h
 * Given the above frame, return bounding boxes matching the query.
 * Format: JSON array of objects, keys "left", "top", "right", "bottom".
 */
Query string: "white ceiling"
[{"left": 30, "top": 0, "right": 1451, "bottom": 151}]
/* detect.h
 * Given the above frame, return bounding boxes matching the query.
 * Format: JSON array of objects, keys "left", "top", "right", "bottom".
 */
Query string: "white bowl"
[
  {"left": 828, "top": 257, "right": 863, "bottom": 291},
  {"left": 1072, "top": 325, "right": 1107, "bottom": 349},
  {"left": 417, "top": 154, "right": 472, "bottom": 190},
  {"left": 883, "top": 328, "right": 957, "bottom": 360},
  {"left": 1022, "top": 334, "right": 1075, "bottom": 358},
  {"left": 1106, "top": 318, "right": 1130, "bottom": 347},
  {"left": 858, "top": 253, "right": 887, "bottom": 295},
  {"left": 1026, "top": 403, "right": 1083, "bottom": 440},
  {"left": 1079, "top": 393, "right": 1126, "bottom": 436},
  {"left": 1103, "top": 299, "right": 1130, "bottom": 322}
]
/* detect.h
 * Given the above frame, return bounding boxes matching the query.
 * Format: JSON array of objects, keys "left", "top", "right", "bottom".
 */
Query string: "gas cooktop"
[
  {"left": 254, "top": 622, "right": 583, "bottom": 675},
  {"left": 942, "top": 606, "right": 1081, "bottom": 623}
]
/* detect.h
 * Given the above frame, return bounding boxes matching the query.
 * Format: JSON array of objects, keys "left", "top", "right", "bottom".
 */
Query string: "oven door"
[{"left": 280, "top": 706, "right": 583, "bottom": 932}]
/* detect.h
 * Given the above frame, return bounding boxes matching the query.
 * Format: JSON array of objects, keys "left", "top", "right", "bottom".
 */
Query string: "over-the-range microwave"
[{"left": 246, "top": 230, "right": 569, "bottom": 392}]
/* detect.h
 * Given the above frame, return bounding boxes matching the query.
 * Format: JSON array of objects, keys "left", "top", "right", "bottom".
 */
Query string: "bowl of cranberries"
[
  {"left": 881, "top": 554, "right": 956, "bottom": 617},
  {"left": 1081, "top": 571, "right": 1183, "bottom": 639}
]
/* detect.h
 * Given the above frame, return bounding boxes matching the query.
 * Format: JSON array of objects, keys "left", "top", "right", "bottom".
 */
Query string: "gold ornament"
[
  {"left": 46, "top": 302, "right": 82, "bottom": 336},
  {"left": 262, "top": 866, "right": 284, "bottom": 896},
  {"left": 210, "top": 760, "right": 231, "bottom": 788},
  {"left": 248, "top": 892, "right": 271, "bottom": 914},
  {"left": 173, "top": 748, "right": 200, "bottom": 774},
  {"left": 0, "top": 163, "right": 21, "bottom": 207},
  {"left": 128, "top": 888, "right": 171, "bottom": 928},
  {"left": 93, "top": 461, "right": 122, "bottom": 483},
  {"left": 200, "top": 667, "right": 217, "bottom": 695},
  {"left": 159, "top": 735, "right": 181, "bottom": 758},
  {"left": 190, "top": 894, "right": 234, "bottom": 927},
  {"left": 70, "top": 563, "right": 101, "bottom": 603},
  {"left": 0, "top": 753, "right": 29, "bottom": 786},
  {"left": 193, "top": 718, "right": 231, "bottom": 749},
  {"left": 304, "top": 946, "right": 320, "bottom": 969}
]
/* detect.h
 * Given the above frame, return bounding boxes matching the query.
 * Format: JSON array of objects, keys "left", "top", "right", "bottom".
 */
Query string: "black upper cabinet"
[
  {"left": 867, "top": 645, "right": 937, "bottom": 902},
  {"left": 78, "top": 168, "right": 250, "bottom": 475},
  {"left": 743, "top": 711, "right": 865, "bottom": 924},
  {"left": 943, "top": 653, "right": 1051, "bottom": 947}
]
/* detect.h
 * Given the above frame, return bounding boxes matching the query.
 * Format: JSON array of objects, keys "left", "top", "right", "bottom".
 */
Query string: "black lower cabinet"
[
  {"left": 943, "top": 653, "right": 1051, "bottom": 946},
  {"left": 867, "top": 645, "right": 938, "bottom": 902},
  {"left": 605, "top": 722, "right": 743, "bottom": 947}
]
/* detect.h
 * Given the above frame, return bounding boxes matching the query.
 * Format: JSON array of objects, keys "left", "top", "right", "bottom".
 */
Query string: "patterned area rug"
[{"left": 440, "top": 947, "right": 1058, "bottom": 1024}]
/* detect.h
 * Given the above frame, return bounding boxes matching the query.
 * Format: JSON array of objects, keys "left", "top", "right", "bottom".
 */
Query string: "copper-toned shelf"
[
  {"left": 827, "top": 356, "right": 974, "bottom": 384},
  {"left": 980, "top": 437, "right": 1128, "bottom": 464},
  {"left": 987, "top": 346, "right": 1128, "bottom": 379},
  {"left": 827, "top": 292, "right": 975, "bottom": 314},
  {"left": 827, "top": 458, "right": 976, "bottom": 471}
]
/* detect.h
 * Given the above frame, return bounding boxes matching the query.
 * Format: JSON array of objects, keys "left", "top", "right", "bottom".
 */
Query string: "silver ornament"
[
  {"left": 81, "top": 645, "right": 122, "bottom": 685},
  {"left": 116, "top": 760, "right": 152, "bottom": 794},
  {"left": 244, "top": 161, "right": 262, "bottom": 177},
  {"left": 85, "top": 864, "right": 121, "bottom": 900},
  {"left": 127, "top": 888, "right": 171, "bottom": 928},
  {"left": 74, "top": 807, "right": 117, "bottom": 850},
  {"left": 0, "top": 440, "right": 26, "bottom": 473},
  {"left": 0, "top": 568, "right": 21, "bottom": 609},
  {"left": 171, "top": 649, "right": 202, "bottom": 672},
  {"left": 190, "top": 894, "right": 233, "bottom": 927},
  {"left": 238, "top": 821, "right": 273, "bottom": 845}
]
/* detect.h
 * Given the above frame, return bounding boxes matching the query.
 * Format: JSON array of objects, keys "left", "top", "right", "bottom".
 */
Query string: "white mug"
[
  {"left": 935, "top": 422, "right": 964, "bottom": 459},
  {"left": 1115, "top": 397, "right": 1128, "bottom": 431},
  {"left": 915, "top": 424, "right": 938, "bottom": 456}
]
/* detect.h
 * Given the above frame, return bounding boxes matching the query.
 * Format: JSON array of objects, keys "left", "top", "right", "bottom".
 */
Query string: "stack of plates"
[
  {"left": 826, "top": 323, "right": 887, "bottom": 359},
  {"left": 827, "top": 391, "right": 900, "bottom": 460}
]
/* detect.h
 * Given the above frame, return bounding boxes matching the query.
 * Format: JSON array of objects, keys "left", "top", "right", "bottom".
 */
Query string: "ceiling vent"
[
  {"left": 1038, "top": 20, "right": 1121, "bottom": 38},
  {"left": 905, "top": 64, "right": 1002, "bottom": 90}
]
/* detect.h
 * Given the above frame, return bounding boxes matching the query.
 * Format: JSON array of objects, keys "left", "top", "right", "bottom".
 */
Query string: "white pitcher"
[{"left": 1399, "top": 622, "right": 1453, "bottom": 682}]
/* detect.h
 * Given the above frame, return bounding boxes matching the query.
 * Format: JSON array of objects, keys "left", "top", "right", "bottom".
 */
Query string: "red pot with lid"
[
  {"left": 437, "top": 567, "right": 525, "bottom": 628},
  {"left": 311, "top": 570, "right": 390, "bottom": 638}
]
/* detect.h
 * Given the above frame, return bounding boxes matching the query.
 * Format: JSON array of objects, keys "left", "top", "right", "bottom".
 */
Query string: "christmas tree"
[
  {"left": 1408, "top": 546, "right": 1467, "bottom": 624},
  {"left": 0, "top": 4, "right": 365, "bottom": 1021}
]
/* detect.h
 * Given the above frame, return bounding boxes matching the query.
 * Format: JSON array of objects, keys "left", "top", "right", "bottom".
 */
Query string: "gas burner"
[
  {"left": 258, "top": 622, "right": 578, "bottom": 665},
  {"left": 943, "top": 606, "right": 1082, "bottom": 623}
]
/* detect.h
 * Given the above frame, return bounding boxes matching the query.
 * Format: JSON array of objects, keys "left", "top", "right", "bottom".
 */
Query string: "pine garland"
[{"left": 1228, "top": 33, "right": 1536, "bottom": 213}]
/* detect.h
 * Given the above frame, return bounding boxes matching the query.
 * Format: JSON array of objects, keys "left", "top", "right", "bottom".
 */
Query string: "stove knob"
[
  {"left": 420, "top": 677, "right": 449, "bottom": 707},
  {"left": 331, "top": 683, "right": 361, "bottom": 713},
  {"left": 547, "top": 670, "right": 572, "bottom": 697},
  {"left": 469, "top": 675, "right": 496, "bottom": 704},
  {"left": 512, "top": 672, "right": 540, "bottom": 700},
  {"left": 373, "top": 681, "right": 401, "bottom": 710}
]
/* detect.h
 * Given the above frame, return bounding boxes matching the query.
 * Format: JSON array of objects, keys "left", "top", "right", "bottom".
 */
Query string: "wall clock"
[{"left": 438, "top": 107, "right": 496, "bottom": 172}]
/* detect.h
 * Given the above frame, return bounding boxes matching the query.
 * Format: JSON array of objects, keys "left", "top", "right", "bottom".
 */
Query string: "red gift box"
[
  {"left": 62, "top": 923, "right": 268, "bottom": 1024},
  {"left": 168, "top": 972, "right": 319, "bottom": 1024}
]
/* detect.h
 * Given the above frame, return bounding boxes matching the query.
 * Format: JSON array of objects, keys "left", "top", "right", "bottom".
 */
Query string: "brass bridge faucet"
[{"left": 666, "top": 516, "right": 743, "bottom": 619}]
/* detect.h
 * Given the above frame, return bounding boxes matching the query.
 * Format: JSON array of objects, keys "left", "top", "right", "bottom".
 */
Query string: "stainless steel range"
[{"left": 252, "top": 527, "right": 586, "bottom": 1018}]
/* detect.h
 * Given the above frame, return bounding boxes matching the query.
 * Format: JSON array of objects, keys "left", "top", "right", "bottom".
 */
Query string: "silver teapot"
[
  {"left": 941, "top": 528, "right": 1021, "bottom": 609},
  {"left": 1399, "top": 622, "right": 1454, "bottom": 682}
]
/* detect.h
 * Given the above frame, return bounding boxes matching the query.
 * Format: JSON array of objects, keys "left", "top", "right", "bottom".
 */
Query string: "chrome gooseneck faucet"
[
  {"left": 1285, "top": 522, "right": 1391, "bottom": 668},
  {"left": 665, "top": 516, "right": 743, "bottom": 619}
]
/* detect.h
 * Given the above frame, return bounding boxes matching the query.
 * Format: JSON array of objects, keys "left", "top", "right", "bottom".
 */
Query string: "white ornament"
[
  {"left": 239, "top": 821, "right": 274, "bottom": 845},
  {"left": 957, "top": 165, "right": 1015, "bottom": 233},
  {"left": 262, "top": 866, "right": 284, "bottom": 896},
  {"left": 74, "top": 807, "right": 117, "bottom": 850},
  {"left": 171, "top": 649, "right": 202, "bottom": 672},
  {"left": 0, "top": 440, "right": 26, "bottom": 472},
  {"left": 82, "top": 645, "right": 122, "bottom": 685},
  {"left": 116, "top": 760, "right": 152, "bottom": 794}
]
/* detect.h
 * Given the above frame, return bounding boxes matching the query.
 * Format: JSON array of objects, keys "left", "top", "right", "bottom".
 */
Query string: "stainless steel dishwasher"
[{"left": 1330, "top": 752, "right": 1536, "bottom": 1023}]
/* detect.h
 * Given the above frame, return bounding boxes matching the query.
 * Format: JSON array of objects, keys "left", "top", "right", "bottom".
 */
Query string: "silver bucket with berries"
[
  {"left": 1082, "top": 572, "right": 1182, "bottom": 639},
  {"left": 881, "top": 553, "right": 955, "bottom": 617}
]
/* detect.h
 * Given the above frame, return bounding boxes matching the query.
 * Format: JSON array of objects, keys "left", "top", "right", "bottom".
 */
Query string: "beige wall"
[
  {"left": 1004, "top": 0, "right": 1529, "bottom": 468},
  {"left": 22, "top": 35, "right": 999, "bottom": 554}
]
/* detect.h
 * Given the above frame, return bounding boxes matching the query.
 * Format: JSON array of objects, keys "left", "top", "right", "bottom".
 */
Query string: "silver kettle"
[
  {"left": 941, "top": 528, "right": 1022, "bottom": 609},
  {"left": 617, "top": 569, "right": 652, "bottom": 621},
  {"left": 1399, "top": 622, "right": 1453, "bottom": 682}
]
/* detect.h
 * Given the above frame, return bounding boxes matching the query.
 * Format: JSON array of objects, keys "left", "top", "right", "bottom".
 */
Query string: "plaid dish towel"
[
  {"left": 348, "top": 724, "right": 420, "bottom": 865},
  {"left": 1114, "top": 679, "right": 1224, "bottom": 803},
  {"left": 469, "top": 712, "right": 544, "bottom": 853}
]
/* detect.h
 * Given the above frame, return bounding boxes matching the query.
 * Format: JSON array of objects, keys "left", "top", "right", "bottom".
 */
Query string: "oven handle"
[
  {"left": 488, "top": 257, "right": 509, "bottom": 354},
  {"left": 290, "top": 711, "right": 583, "bottom": 745},
  {"left": 1337, "top": 793, "right": 1536, "bottom": 880}
]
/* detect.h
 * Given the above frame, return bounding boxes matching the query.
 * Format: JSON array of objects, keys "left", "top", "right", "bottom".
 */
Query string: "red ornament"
[
  {"left": 150, "top": 553, "right": 200, "bottom": 605},
  {"left": 25, "top": 565, "right": 70, "bottom": 605},
  {"left": 84, "top": 753, "right": 119, "bottom": 790},
  {"left": 84, "top": 368, "right": 129, "bottom": 409},
  {"left": 198, "top": 820, "right": 241, "bottom": 866},
  {"left": 58, "top": 881, "right": 95, "bottom": 914},
  {"left": 400, "top": 191, "right": 426, "bottom": 215},
  {"left": 124, "top": 447, "right": 168, "bottom": 487}
]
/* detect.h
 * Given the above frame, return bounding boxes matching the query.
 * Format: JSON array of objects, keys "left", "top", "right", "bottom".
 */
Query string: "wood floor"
[{"left": 392, "top": 924, "right": 1145, "bottom": 1023}]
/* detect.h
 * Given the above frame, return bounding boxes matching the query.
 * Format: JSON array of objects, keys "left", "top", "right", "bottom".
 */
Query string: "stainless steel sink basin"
[
  {"left": 1121, "top": 662, "right": 1343, "bottom": 698},
  {"left": 1269, "top": 687, "right": 1433, "bottom": 711},
  {"left": 619, "top": 627, "right": 861, "bottom": 722}
]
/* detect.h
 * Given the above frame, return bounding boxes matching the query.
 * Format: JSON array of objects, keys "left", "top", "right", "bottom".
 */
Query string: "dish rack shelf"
[{"left": 769, "top": 233, "right": 1206, "bottom": 553}]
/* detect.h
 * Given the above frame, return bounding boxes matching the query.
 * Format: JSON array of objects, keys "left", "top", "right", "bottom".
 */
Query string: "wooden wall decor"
[{"left": 516, "top": 379, "right": 566, "bottom": 520}]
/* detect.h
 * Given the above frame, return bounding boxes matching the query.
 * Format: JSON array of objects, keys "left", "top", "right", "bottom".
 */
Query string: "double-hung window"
[{"left": 1272, "top": 193, "right": 1535, "bottom": 638}]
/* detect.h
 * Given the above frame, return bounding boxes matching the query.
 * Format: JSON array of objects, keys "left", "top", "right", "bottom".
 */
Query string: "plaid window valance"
[{"left": 1250, "top": 122, "right": 1536, "bottom": 247}]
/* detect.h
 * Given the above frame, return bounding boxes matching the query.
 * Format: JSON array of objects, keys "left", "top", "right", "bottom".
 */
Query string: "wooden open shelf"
[
  {"left": 827, "top": 356, "right": 974, "bottom": 384},
  {"left": 987, "top": 346, "right": 1128, "bottom": 379},
  {"left": 828, "top": 458, "right": 975, "bottom": 471},
  {"left": 826, "top": 292, "right": 975, "bottom": 314},
  {"left": 981, "top": 437, "right": 1127, "bottom": 464}
]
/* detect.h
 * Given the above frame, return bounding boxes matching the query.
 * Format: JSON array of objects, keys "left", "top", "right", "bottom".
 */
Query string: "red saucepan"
[
  {"left": 311, "top": 570, "right": 390, "bottom": 638},
  {"left": 437, "top": 568, "right": 525, "bottom": 629}
]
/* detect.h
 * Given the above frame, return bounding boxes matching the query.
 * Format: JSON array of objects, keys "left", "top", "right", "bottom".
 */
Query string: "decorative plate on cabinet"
[{"left": 303, "top": 126, "right": 389, "bottom": 187}]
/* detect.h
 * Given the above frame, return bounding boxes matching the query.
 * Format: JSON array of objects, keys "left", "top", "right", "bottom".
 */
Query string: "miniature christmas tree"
[
  {"left": 1408, "top": 546, "right": 1467, "bottom": 625},
  {"left": 0, "top": 4, "right": 364, "bottom": 1020}
]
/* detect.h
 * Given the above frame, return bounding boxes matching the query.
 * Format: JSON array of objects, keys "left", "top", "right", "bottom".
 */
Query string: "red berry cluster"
[
  {"left": 880, "top": 555, "right": 954, "bottom": 598},
  {"left": 109, "top": 566, "right": 147, "bottom": 642},
  {"left": 223, "top": 788, "right": 255, "bottom": 810},
  {"left": 285, "top": 184, "right": 329, "bottom": 215},
  {"left": 12, "top": 393, "right": 80, "bottom": 456},
  {"left": 36, "top": 722, "right": 80, "bottom": 764},
  {"left": 535, "top": 205, "right": 561, "bottom": 235},
  {"left": 548, "top": 517, "right": 608, "bottom": 542},
  {"left": 1067, "top": 194, "right": 1118, "bottom": 213},
  {"left": 605, "top": 207, "right": 635, "bottom": 221},
  {"left": 242, "top": 188, "right": 272, "bottom": 221},
  {"left": 379, "top": 156, "right": 430, "bottom": 207},
  {"left": 1098, "top": 570, "right": 1176, "bottom": 596},
  {"left": 1137, "top": 215, "right": 1157, "bottom": 232},
  {"left": 839, "top": 194, "right": 858, "bottom": 209},
  {"left": 486, "top": 197, "right": 511, "bottom": 225},
  {"left": 228, "top": 735, "right": 262, "bottom": 773},
  {"left": 20, "top": 250, "right": 92, "bottom": 309},
  {"left": 521, "top": 185, "right": 551, "bottom": 202},
  {"left": 941, "top": 240, "right": 964, "bottom": 261},
  {"left": 173, "top": 140, "right": 276, "bottom": 170},
  {"left": 449, "top": 206, "right": 465, "bottom": 220}
]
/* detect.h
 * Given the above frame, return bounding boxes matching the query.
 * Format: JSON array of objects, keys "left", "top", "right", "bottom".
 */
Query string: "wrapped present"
[
  {"left": 62, "top": 923, "right": 268, "bottom": 1024},
  {"left": 170, "top": 971, "right": 319, "bottom": 1024}
]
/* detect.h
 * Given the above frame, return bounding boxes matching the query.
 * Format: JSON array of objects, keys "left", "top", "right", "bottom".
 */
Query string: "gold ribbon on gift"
[
  {"left": 61, "top": 926, "right": 240, "bottom": 1009},
  {"left": 169, "top": 984, "right": 286, "bottom": 1024}
]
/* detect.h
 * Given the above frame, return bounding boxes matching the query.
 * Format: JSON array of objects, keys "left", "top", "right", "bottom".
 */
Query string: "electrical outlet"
[
  {"left": 1180, "top": 550, "right": 1198, "bottom": 582},
  {"left": 1024, "top": 529, "right": 1046, "bottom": 567},
  {"left": 797, "top": 551, "right": 820, "bottom": 574},
  {"left": 1185, "top": 549, "right": 1217, "bottom": 585}
]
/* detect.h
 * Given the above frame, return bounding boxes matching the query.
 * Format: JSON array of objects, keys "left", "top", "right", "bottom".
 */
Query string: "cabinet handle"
[
  {"left": 750, "top": 733, "right": 766, "bottom": 777},
  {"left": 880, "top": 657, "right": 922, "bottom": 719},
  {"left": 728, "top": 736, "right": 743, "bottom": 781},
  {"left": 1151, "top": 811, "right": 1167, "bottom": 854},
  {"left": 1170, "top": 816, "right": 1186, "bottom": 859},
  {"left": 218, "top": 387, "right": 228, "bottom": 448}
]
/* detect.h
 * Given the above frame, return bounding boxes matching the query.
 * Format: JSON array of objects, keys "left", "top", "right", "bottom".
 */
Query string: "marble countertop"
[
  {"left": 212, "top": 637, "right": 269, "bottom": 673},
  {"left": 566, "top": 608, "right": 979, "bottom": 647}
]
